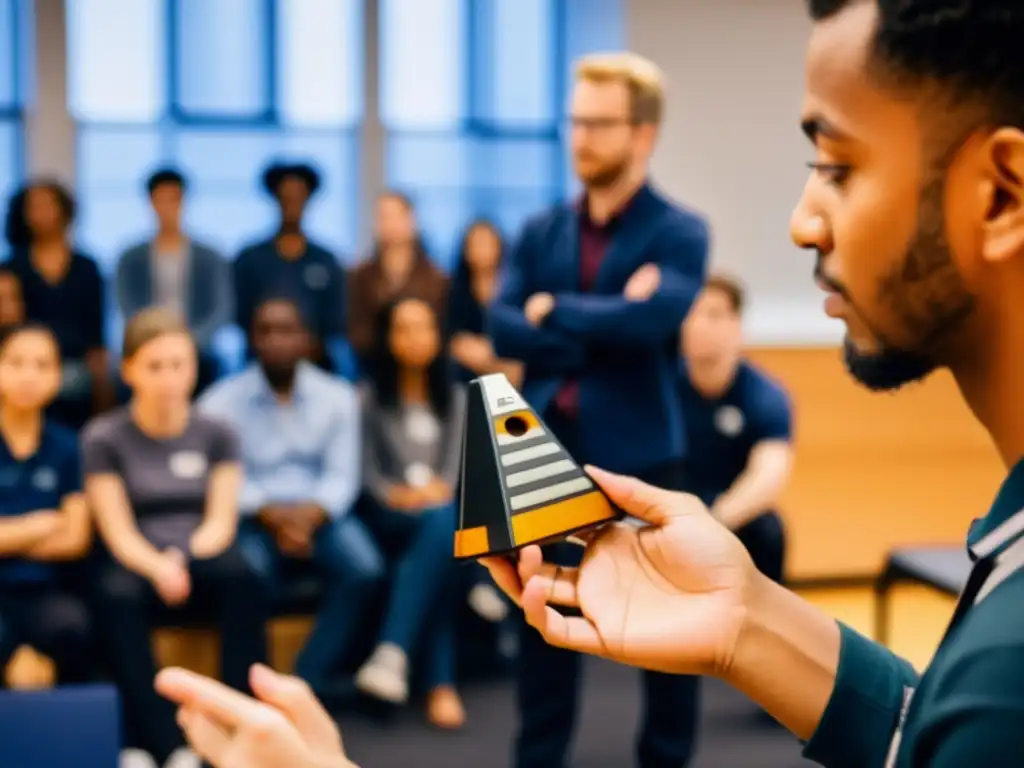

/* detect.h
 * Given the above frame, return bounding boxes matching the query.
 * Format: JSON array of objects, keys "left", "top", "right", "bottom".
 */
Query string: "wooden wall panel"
[{"left": 747, "top": 346, "right": 1005, "bottom": 579}]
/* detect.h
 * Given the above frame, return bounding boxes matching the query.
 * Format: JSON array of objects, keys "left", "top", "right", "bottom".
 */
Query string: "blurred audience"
[
  {"left": 355, "top": 296, "right": 464, "bottom": 729},
  {"left": 0, "top": 324, "right": 94, "bottom": 686},
  {"left": 198, "top": 295, "right": 381, "bottom": 695},
  {"left": 447, "top": 219, "right": 522, "bottom": 388},
  {"left": 81, "top": 308, "right": 267, "bottom": 768},
  {"left": 3, "top": 180, "right": 114, "bottom": 430},
  {"left": 0, "top": 265, "right": 24, "bottom": 329},
  {"left": 348, "top": 192, "right": 448, "bottom": 366},
  {"left": 115, "top": 168, "right": 232, "bottom": 396},
  {"left": 233, "top": 162, "right": 346, "bottom": 373},
  {"left": 679, "top": 275, "right": 792, "bottom": 585}
]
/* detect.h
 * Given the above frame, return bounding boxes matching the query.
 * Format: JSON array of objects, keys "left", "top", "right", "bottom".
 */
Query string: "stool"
[
  {"left": 0, "top": 683, "right": 121, "bottom": 768},
  {"left": 874, "top": 545, "right": 971, "bottom": 645}
]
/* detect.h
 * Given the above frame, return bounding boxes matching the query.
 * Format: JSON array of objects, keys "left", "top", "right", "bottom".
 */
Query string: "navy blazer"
[{"left": 489, "top": 184, "right": 709, "bottom": 472}]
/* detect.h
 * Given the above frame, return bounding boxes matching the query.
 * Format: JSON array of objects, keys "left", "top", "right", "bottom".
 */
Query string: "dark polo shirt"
[
  {"left": 804, "top": 459, "right": 1024, "bottom": 767},
  {"left": 0, "top": 421, "right": 83, "bottom": 585}
]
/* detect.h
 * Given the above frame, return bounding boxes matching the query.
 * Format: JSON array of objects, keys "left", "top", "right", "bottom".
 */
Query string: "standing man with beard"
[{"left": 489, "top": 53, "right": 709, "bottom": 768}]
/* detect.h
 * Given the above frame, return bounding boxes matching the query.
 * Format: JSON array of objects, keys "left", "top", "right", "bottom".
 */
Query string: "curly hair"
[
  {"left": 3, "top": 180, "right": 76, "bottom": 248},
  {"left": 808, "top": 1, "right": 1024, "bottom": 129}
]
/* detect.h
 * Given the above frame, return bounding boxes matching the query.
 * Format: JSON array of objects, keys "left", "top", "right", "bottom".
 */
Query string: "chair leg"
[{"left": 874, "top": 567, "right": 895, "bottom": 645}]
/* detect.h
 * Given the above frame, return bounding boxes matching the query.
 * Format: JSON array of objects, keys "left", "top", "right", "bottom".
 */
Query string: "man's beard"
[
  {"left": 576, "top": 154, "right": 630, "bottom": 190},
  {"left": 842, "top": 180, "right": 974, "bottom": 392}
]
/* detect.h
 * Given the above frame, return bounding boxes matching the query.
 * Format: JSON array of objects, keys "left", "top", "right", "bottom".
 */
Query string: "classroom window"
[
  {"left": 380, "top": 0, "right": 622, "bottom": 269},
  {"left": 67, "top": 0, "right": 363, "bottom": 271},
  {"left": 0, "top": 0, "right": 29, "bottom": 211}
]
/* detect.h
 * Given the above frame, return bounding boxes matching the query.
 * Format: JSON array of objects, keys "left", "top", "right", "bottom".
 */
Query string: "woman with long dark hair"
[
  {"left": 3, "top": 180, "right": 115, "bottom": 429},
  {"left": 354, "top": 296, "right": 465, "bottom": 729},
  {"left": 447, "top": 219, "right": 522, "bottom": 388}
]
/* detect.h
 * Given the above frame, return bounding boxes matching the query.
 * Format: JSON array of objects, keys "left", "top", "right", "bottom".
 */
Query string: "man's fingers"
[
  {"left": 516, "top": 545, "right": 544, "bottom": 584},
  {"left": 177, "top": 707, "right": 231, "bottom": 766},
  {"left": 249, "top": 664, "right": 342, "bottom": 754},
  {"left": 480, "top": 556, "right": 523, "bottom": 606},
  {"left": 521, "top": 578, "right": 604, "bottom": 655},
  {"left": 585, "top": 466, "right": 693, "bottom": 526},
  {"left": 156, "top": 667, "right": 270, "bottom": 729},
  {"left": 524, "top": 567, "right": 579, "bottom": 607}
]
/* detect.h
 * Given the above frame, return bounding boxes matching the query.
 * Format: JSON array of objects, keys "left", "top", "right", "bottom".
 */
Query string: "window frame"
[
  {"left": 165, "top": 0, "right": 280, "bottom": 127},
  {"left": 0, "top": 0, "right": 25, "bottom": 183}
]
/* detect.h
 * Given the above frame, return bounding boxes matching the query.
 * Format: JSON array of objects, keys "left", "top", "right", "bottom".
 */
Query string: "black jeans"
[
  {"left": 91, "top": 546, "right": 268, "bottom": 764},
  {"left": 0, "top": 586, "right": 94, "bottom": 684},
  {"left": 514, "top": 411, "right": 700, "bottom": 768},
  {"left": 735, "top": 511, "right": 786, "bottom": 585}
]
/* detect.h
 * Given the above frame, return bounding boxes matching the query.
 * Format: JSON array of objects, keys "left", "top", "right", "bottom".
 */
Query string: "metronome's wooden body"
[{"left": 453, "top": 373, "right": 622, "bottom": 560}]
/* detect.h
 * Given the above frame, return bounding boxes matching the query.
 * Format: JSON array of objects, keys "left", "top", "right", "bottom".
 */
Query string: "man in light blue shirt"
[{"left": 198, "top": 295, "right": 383, "bottom": 695}]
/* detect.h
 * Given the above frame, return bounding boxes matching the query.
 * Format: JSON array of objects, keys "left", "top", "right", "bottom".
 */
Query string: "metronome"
[{"left": 453, "top": 373, "right": 622, "bottom": 560}]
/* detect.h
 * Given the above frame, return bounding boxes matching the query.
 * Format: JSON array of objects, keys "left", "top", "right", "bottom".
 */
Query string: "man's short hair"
[
  {"left": 807, "top": 1, "right": 1024, "bottom": 131},
  {"left": 575, "top": 52, "right": 665, "bottom": 125},
  {"left": 146, "top": 168, "right": 187, "bottom": 196},
  {"left": 704, "top": 273, "right": 745, "bottom": 315}
]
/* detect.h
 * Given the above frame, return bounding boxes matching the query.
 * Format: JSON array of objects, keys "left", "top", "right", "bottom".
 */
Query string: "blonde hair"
[
  {"left": 122, "top": 307, "right": 191, "bottom": 359},
  {"left": 575, "top": 52, "right": 665, "bottom": 125}
]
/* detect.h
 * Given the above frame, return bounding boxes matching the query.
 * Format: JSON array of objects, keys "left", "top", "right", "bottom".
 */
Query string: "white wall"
[{"left": 628, "top": 0, "right": 841, "bottom": 345}]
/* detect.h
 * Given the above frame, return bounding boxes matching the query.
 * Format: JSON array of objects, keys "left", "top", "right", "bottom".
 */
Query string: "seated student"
[
  {"left": 447, "top": 219, "right": 522, "bottom": 388},
  {"left": 0, "top": 266, "right": 24, "bottom": 330},
  {"left": 0, "top": 324, "right": 93, "bottom": 685},
  {"left": 348, "top": 191, "right": 448, "bottom": 367},
  {"left": 679, "top": 274, "right": 793, "bottom": 585},
  {"left": 233, "top": 163, "right": 346, "bottom": 373},
  {"left": 82, "top": 308, "right": 267, "bottom": 768},
  {"left": 115, "top": 168, "right": 232, "bottom": 396},
  {"left": 355, "top": 296, "right": 465, "bottom": 729},
  {"left": 198, "top": 295, "right": 381, "bottom": 695},
  {"left": 4, "top": 180, "right": 116, "bottom": 429}
]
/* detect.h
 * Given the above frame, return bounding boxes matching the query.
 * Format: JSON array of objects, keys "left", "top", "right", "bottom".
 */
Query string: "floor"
[{"left": 337, "top": 585, "right": 957, "bottom": 768}]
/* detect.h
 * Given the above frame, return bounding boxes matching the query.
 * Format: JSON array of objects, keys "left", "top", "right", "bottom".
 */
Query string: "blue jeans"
[
  {"left": 239, "top": 516, "right": 384, "bottom": 690},
  {"left": 362, "top": 502, "right": 458, "bottom": 689}
]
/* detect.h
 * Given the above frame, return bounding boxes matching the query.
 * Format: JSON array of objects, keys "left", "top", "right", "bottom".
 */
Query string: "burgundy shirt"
[{"left": 551, "top": 196, "right": 632, "bottom": 419}]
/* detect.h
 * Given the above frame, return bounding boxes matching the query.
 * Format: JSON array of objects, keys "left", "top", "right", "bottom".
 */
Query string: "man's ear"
[{"left": 980, "top": 128, "right": 1024, "bottom": 264}]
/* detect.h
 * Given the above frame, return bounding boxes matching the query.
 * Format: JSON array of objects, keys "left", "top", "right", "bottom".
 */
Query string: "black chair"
[{"left": 874, "top": 545, "right": 971, "bottom": 645}]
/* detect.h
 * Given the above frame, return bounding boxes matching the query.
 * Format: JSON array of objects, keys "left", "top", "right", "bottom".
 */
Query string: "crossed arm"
[{"left": 489, "top": 218, "right": 708, "bottom": 369}]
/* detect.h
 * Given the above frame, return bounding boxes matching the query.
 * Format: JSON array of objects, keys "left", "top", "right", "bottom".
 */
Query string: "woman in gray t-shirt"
[
  {"left": 81, "top": 307, "right": 267, "bottom": 767},
  {"left": 354, "top": 296, "right": 466, "bottom": 729}
]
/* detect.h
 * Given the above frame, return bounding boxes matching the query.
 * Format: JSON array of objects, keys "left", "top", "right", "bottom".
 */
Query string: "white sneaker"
[
  {"left": 119, "top": 750, "right": 157, "bottom": 768},
  {"left": 164, "top": 748, "right": 200, "bottom": 768},
  {"left": 354, "top": 643, "right": 409, "bottom": 704},
  {"left": 469, "top": 583, "right": 509, "bottom": 623}
]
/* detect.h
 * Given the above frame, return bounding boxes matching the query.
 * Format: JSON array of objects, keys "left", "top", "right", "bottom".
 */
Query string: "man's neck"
[
  {"left": 130, "top": 399, "right": 189, "bottom": 439},
  {"left": 950, "top": 283, "right": 1024, "bottom": 469},
  {"left": 381, "top": 244, "right": 415, "bottom": 282},
  {"left": 399, "top": 367, "right": 429, "bottom": 404},
  {"left": 687, "top": 355, "right": 741, "bottom": 399},
  {"left": 0, "top": 405, "right": 42, "bottom": 451},
  {"left": 585, "top": 168, "right": 646, "bottom": 224},
  {"left": 154, "top": 228, "right": 183, "bottom": 251}
]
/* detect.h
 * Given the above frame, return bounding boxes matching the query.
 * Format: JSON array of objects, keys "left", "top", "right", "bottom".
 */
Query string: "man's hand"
[
  {"left": 624, "top": 264, "right": 661, "bottom": 301},
  {"left": 524, "top": 292, "right": 555, "bottom": 327},
  {"left": 386, "top": 485, "right": 423, "bottom": 511},
  {"left": 155, "top": 665, "right": 355, "bottom": 768},
  {"left": 190, "top": 522, "right": 234, "bottom": 560},
  {"left": 150, "top": 548, "right": 192, "bottom": 607},
  {"left": 480, "top": 466, "right": 754, "bottom": 677}
]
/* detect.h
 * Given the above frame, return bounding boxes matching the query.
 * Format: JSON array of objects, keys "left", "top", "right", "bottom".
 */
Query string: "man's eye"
[{"left": 807, "top": 162, "right": 850, "bottom": 187}]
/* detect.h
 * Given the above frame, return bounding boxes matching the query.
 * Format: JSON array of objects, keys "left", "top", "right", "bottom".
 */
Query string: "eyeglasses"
[{"left": 564, "top": 116, "right": 635, "bottom": 133}]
